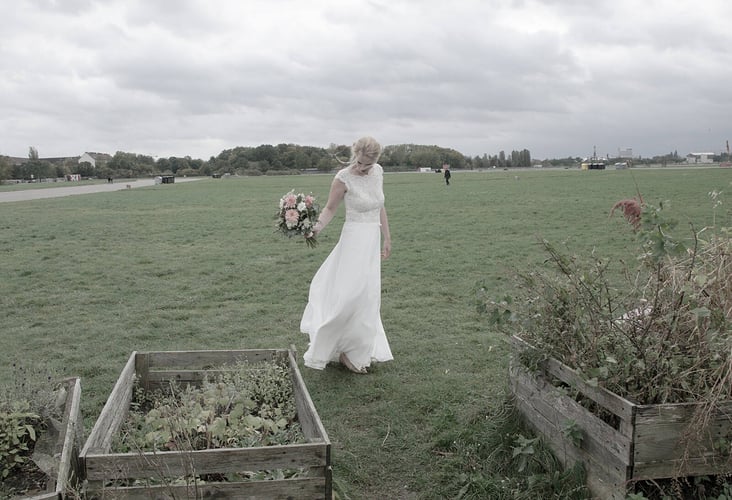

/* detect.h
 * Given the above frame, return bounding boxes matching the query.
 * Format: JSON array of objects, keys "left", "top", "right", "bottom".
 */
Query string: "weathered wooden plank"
[
  {"left": 289, "top": 349, "right": 330, "bottom": 443},
  {"left": 89, "top": 476, "right": 328, "bottom": 499},
  {"left": 81, "top": 353, "right": 136, "bottom": 455},
  {"left": 54, "top": 377, "right": 82, "bottom": 496},
  {"left": 510, "top": 363, "right": 632, "bottom": 466},
  {"left": 143, "top": 349, "right": 286, "bottom": 370},
  {"left": 633, "top": 402, "right": 732, "bottom": 465},
  {"left": 510, "top": 361, "right": 635, "bottom": 500},
  {"left": 544, "top": 357, "right": 636, "bottom": 425},
  {"left": 512, "top": 389, "right": 629, "bottom": 500},
  {"left": 633, "top": 454, "right": 732, "bottom": 479},
  {"left": 636, "top": 401, "right": 732, "bottom": 423},
  {"left": 85, "top": 443, "right": 328, "bottom": 480},
  {"left": 22, "top": 491, "right": 59, "bottom": 499},
  {"left": 510, "top": 336, "right": 636, "bottom": 425},
  {"left": 21, "top": 378, "right": 84, "bottom": 500},
  {"left": 143, "top": 369, "right": 222, "bottom": 388}
]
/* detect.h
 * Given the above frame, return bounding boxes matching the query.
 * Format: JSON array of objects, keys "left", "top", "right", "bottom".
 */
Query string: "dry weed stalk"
[
  {"left": 677, "top": 234, "right": 732, "bottom": 473},
  {"left": 610, "top": 184, "right": 644, "bottom": 230}
]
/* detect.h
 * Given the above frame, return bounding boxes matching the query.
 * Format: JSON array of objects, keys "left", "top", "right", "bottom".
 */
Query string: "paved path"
[{"left": 0, "top": 177, "right": 204, "bottom": 203}]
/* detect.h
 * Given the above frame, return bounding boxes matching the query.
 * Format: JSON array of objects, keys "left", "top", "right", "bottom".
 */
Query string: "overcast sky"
[{"left": 1, "top": 0, "right": 731, "bottom": 161}]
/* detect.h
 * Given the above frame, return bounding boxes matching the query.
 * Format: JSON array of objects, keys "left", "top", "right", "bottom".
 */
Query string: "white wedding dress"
[{"left": 300, "top": 164, "right": 394, "bottom": 371}]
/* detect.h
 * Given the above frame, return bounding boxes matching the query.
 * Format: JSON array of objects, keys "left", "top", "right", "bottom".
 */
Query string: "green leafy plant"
[
  {"left": 561, "top": 420, "right": 583, "bottom": 448},
  {"left": 0, "top": 401, "right": 40, "bottom": 479},
  {"left": 511, "top": 434, "right": 539, "bottom": 473},
  {"left": 113, "top": 358, "right": 306, "bottom": 485},
  {"left": 0, "top": 363, "right": 63, "bottom": 497},
  {"left": 117, "top": 359, "right": 304, "bottom": 453}
]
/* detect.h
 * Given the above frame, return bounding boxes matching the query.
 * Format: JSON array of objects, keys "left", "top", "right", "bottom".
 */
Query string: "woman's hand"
[{"left": 381, "top": 240, "right": 391, "bottom": 259}]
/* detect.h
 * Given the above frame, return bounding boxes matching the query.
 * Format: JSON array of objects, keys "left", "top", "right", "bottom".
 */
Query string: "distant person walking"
[{"left": 443, "top": 166, "right": 451, "bottom": 186}]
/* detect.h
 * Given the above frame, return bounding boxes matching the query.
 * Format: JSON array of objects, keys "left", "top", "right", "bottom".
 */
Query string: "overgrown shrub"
[
  {"left": 482, "top": 202, "right": 731, "bottom": 406},
  {"left": 479, "top": 199, "right": 732, "bottom": 498}
]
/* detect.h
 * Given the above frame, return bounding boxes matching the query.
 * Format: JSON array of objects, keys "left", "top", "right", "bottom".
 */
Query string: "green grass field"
[{"left": 1, "top": 167, "right": 730, "bottom": 499}]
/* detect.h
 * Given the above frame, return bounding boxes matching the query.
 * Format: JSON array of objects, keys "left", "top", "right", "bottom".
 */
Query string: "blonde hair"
[{"left": 349, "top": 136, "right": 381, "bottom": 166}]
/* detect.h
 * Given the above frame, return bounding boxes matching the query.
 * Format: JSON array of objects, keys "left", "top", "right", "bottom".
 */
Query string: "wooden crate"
[
  {"left": 509, "top": 336, "right": 732, "bottom": 499},
  {"left": 80, "top": 349, "right": 331, "bottom": 499},
  {"left": 22, "top": 377, "right": 83, "bottom": 500}
]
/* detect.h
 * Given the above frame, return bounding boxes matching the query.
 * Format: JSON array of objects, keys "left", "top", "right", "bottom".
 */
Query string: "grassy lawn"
[{"left": 1, "top": 167, "right": 730, "bottom": 498}]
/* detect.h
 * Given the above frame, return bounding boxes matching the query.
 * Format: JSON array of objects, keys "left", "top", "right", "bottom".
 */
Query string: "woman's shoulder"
[{"left": 335, "top": 167, "right": 350, "bottom": 182}]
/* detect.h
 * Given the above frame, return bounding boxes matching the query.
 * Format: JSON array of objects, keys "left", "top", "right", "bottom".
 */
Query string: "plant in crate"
[
  {"left": 0, "top": 364, "right": 79, "bottom": 499},
  {"left": 114, "top": 359, "right": 306, "bottom": 481},
  {"left": 82, "top": 349, "right": 331, "bottom": 499},
  {"left": 480, "top": 199, "right": 732, "bottom": 497}
]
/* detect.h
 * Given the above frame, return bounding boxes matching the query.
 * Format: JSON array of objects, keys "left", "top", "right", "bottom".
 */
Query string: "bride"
[{"left": 300, "top": 136, "right": 394, "bottom": 373}]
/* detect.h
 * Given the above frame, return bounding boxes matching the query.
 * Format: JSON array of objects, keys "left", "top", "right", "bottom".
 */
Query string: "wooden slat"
[
  {"left": 143, "top": 349, "right": 286, "bottom": 371},
  {"left": 288, "top": 349, "right": 330, "bottom": 443},
  {"left": 81, "top": 353, "right": 137, "bottom": 456},
  {"left": 510, "top": 363, "right": 632, "bottom": 466},
  {"left": 633, "top": 455, "right": 732, "bottom": 479},
  {"left": 288, "top": 348, "right": 333, "bottom": 500},
  {"left": 22, "top": 492, "right": 59, "bottom": 500},
  {"left": 91, "top": 476, "right": 328, "bottom": 499},
  {"left": 510, "top": 336, "right": 636, "bottom": 426},
  {"left": 84, "top": 443, "right": 328, "bottom": 480},
  {"left": 54, "top": 377, "right": 82, "bottom": 495},
  {"left": 633, "top": 402, "right": 732, "bottom": 467},
  {"left": 143, "top": 369, "right": 219, "bottom": 389},
  {"left": 512, "top": 390, "right": 628, "bottom": 500}
]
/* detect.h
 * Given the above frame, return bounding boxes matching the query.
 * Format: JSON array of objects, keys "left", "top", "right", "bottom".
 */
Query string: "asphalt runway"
[{"left": 0, "top": 177, "right": 204, "bottom": 203}]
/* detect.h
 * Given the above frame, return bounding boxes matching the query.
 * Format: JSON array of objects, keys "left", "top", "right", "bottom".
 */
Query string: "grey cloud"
[{"left": 1, "top": 0, "right": 731, "bottom": 159}]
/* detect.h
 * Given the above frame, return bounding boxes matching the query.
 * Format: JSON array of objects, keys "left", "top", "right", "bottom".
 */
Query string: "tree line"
[{"left": 0, "top": 143, "right": 536, "bottom": 182}]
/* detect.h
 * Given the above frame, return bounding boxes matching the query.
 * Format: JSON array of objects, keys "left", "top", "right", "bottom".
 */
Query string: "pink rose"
[
  {"left": 304, "top": 195, "right": 314, "bottom": 208},
  {"left": 284, "top": 194, "right": 297, "bottom": 208},
  {"left": 284, "top": 209, "right": 300, "bottom": 228}
]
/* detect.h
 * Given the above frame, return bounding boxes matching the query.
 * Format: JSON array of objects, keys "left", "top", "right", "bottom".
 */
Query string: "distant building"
[
  {"left": 618, "top": 148, "right": 633, "bottom": 159},
  {"left": 79, "top": 152, "right": 96, "bottom": 168},
  {"left": 686, "top": 152, "right": 714, "bottom": 164}
]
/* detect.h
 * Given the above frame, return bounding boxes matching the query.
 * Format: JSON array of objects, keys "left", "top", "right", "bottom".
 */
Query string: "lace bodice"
[{"left": 335, "top": 164, "right": 385, "bottom": 223}]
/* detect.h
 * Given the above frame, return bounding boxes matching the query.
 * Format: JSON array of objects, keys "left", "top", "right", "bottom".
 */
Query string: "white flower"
[{"left": 297, "top": 201, "right": 306, "bottom": 212}]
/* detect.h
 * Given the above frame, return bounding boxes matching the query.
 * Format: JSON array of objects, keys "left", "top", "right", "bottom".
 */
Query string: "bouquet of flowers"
[{"left": 276, "top": 190, "right": 320, "bottom": 248}]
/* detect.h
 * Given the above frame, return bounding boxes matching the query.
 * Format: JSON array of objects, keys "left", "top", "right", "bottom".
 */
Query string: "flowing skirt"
[{"left": 300, "top": 221, "right": 393, "bottom": 370}]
